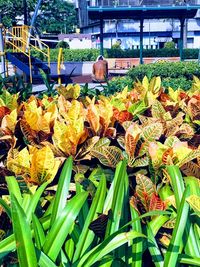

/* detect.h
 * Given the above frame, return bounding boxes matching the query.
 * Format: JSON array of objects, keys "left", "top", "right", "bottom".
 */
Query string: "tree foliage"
[
  {"left": 0, "top": 0, "right": 77, "bottom": 34},
  {"left": 37, "top": 0, "right": 77, "bottom": 34}
]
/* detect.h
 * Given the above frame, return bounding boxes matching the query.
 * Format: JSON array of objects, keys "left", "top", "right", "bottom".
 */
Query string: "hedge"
[
  {"left": 31, "top": 48, "right": 199, "bottom": 62},
  {"left": 127, "top": 61, "right": 200, "bottom": 80},
  {"left": 127, "top": 61, "right": 200, "bottom": 90}
]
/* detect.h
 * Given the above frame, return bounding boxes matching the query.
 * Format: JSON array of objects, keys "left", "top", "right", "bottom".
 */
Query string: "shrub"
[
  {"left": 128, "top": 61, "right": 200, "bottom": 82},
  {"left": 56, "top": 40, "right": 70, "bottom": 49},
  {"left": 111, "top": 40, "right": 122, "bottom": 49},
  {"left": 164, "top": 41, "right": 176, "bottom": 49},
  {"left": 162, "top": 77, "right": 192, "bottom": 91}
]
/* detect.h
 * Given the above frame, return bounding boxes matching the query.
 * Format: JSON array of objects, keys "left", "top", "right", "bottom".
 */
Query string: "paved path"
[
  {"left": 32, "top": 75, "right": 108, "bottom": 92},
  {"left": 33, "top": 83, "right": 105, "bottom": 92}
]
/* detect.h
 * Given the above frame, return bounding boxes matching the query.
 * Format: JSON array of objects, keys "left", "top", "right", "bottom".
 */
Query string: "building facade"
[{"left": 75, "top": 0, "right": 200, "bottom": 49}]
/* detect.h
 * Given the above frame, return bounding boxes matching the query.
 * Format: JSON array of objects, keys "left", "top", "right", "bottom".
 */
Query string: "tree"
[
  {"left": 0, "top": 0, "right": 36, "bottom": 27},
  {"left": 0, "top": 0, "right": 78, "bottom": 35},
  {"left": 36, "top": 0, "right": 78, "bottom": 34}
]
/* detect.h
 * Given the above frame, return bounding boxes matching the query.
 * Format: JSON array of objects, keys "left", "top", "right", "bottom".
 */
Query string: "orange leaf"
[{"left": 149, "top": 193, "right": 166, "bottom": 211}]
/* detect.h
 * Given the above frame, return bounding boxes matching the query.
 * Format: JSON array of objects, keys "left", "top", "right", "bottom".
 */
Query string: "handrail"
[
  {"left": 5, "top": 39, "right": 32, "bottom": 83},
  {"left": 22, "top": 30, "right": 50, "bottom": 68},
  {"left": 6, "top": 31, "right": 30, "bottom": 48},
  {"left": 57, "top": 48, "right": 63, "bottom": 85}
]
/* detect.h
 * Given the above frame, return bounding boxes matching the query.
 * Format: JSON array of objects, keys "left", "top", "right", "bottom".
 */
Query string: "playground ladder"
[{"left": 4, "top": 26, "right": 50, "bottom": 83}]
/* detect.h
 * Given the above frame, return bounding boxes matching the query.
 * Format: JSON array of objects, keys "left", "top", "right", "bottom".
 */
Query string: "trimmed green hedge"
[
  {"left": 107, "top": 48, "right": 199, "bottom": 59},
  {"left": 128, "top": 61, "right": 200, "bottom": 80},
  {"left": 127, "top": 61, "right": 200, "bottom": 90},
  {"left": 162, "top": 77, "right": 192, "bottom": 91},
  {"left": 31, "top": 48, "right": 199, "bottom": 62},
  {"left": 32, "top": 49, "right": 100, "bottom": 62}
]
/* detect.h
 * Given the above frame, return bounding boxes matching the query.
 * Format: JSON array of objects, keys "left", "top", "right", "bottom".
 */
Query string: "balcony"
[{"left": 88, "top": 0, "right": 200, "bottom": 7}]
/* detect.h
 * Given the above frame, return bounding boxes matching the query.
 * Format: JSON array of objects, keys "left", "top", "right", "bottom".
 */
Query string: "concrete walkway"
[{"left": 32, "top": 82, "right": 106, "bottom": 93}]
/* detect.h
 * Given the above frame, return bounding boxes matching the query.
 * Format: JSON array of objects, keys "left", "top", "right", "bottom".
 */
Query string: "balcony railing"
[{"left": 88, "top": 0, "right": 200, "bottom": 7}]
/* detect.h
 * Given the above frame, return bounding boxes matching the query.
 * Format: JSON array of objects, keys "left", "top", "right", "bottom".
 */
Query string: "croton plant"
[
  {"left": 0, "top": 76, "right": 200, "bottom": 266},
  {"left": 0, "top": 76, "right": 199, "bottom": 184}
]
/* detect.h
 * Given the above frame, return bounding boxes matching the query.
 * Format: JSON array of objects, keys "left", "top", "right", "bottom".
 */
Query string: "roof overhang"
[{"left": 88, "top": 6, "right": 199, "bottom": 20}]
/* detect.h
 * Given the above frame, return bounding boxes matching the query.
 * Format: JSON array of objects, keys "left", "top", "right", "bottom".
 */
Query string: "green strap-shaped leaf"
[
  {"left": 26, "top": 181, "right": 50, "bottom": 222},
  {"left": 10, "top": 194, "right": 37, "bottom": 267},
  {"left": 105, "top": 160, "right": 126, "bottom": 237},
  {"left": 164, "top": 186, "right": 190, "bottom": 267},
  {"left": 50, "top": 156, "right": 73, "bottom": 226},
  {"left": 32, "top": 214, "right": 45, "bottom": 250},
  {"left": 0, "top": 198, "right": 11, "bottom": 219},
  {"left": 76, "top": 231, "right": 146, "bottom": 267},
  {"left": 6, "top": 176, "right": 23, "bottom": 205},
  {"left": 178, "top": 254, "right": 200, "bottom": 266},
  {"left": 146, "top": 224, "right": 164, "bottom": 267},
  {"left": 73, "top": 175, "right": 107, "bottom": 262},
  {"left": 37, "top": 249, "right": 58, "bottom": 267},
  {"left": 129, "top": 206, "right": 143, "bottom": 267},
  {"left": 43, "top": 191, "right": 88, "bottom": 261}
]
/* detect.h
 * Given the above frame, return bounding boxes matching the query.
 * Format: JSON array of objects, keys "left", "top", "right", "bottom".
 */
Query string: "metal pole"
[
  {"left": 23, "top": 0, "right": 28, "bottom": 25},
  {"left": 179, "top": 18, "right": 185, "bottom": 61},
  {"left": 140, "top": 18, "right": 144, "bottom": 64},
  {"left": 0, "top": 16, "right": 6, "bottom": 78},
  {"left": 26, "top": 0, "right": 43, "bottom": 48},
  {"left": 100, "top": 16, "right": 104, "bottom": 56},
  {"left": 183, "top": 18, "right": 188, "bottom": 49}
]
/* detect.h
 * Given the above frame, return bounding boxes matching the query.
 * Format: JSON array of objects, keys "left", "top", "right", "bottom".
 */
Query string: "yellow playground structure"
[{"left": 1, "top": 24, "right": 66, "bottom": 84}]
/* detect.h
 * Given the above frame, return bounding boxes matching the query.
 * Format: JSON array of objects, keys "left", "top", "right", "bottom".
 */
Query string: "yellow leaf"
[
  {"left": 168, "top": 87, "right": 180, "bottom": 102},
  {"left": 142, "top": 76, "right": 149, "bottom": 91},
  {"left": 46, "top": 103, "right": 58, "bottom": 122},
  {"left": 186, "top": 195, "right": 200, "bottom": 215},
  {"left": 7, "top": 148, "right": 30, "bottom": 175},
  {"left": 87, "top": 103, "right": 100, "bottom": 133},
  {"left": 30, "top": 146, "right": 60, "bottom": 184},
  {"left": 56, "top": 83, "right": 80, "bottom": 99},
  {"left": 113, "top": 86, "right": 128, "bottom": 101},
  {"left": 0, "top": 91, "right": 19, "bottom": 110},
  {"left": 52, "top": 120, "right": 73, "bottom": 155},
  {"left": 1, "top": 109, "right": 17, "bottom": 132},
  {"left": 149, "top": 77, "right": 161, "bottom": 95},
  {"left": 98, "top": 98, "right": 113, "bottom": 130},
  {"left": 173, "top": 142, "right": 191, "bottom": 162},
  {"left": 24, "top": 100, "right": 51, "bottom": 133}
]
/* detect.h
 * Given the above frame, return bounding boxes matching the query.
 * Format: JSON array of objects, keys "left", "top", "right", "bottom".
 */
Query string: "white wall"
[
  {"left": 64, "top": 38, "right": 92, "bottom": 49},
  {"left": 193, "top": 35, "right": 200, "bottom": 48}
]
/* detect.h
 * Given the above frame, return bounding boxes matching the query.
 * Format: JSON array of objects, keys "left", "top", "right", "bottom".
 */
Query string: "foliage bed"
[
  {"left": 0, "top": 76, "right": 200, "bottom": 266},
  {"left": 31, "top": 48, "right": 199, "bottom": 62}
]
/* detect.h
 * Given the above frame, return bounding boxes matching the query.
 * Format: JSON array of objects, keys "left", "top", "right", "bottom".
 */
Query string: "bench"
[{"left": 114, "top": 59, "right": 135, "bottom": 69}]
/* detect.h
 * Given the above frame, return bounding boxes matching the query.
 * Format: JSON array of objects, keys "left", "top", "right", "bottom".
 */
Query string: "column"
[
  {"left": 140, "top": 19, "right": 144, "bottom": 64},
  {"left": 179, "top": 18, "right": 185, "bottom": 62},
  {"left": 100, "top": 16, "right": 104, "bottom": 56}
]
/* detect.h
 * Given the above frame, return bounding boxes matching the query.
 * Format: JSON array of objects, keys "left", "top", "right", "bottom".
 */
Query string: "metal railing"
[
  {"left": 21, "top": 29, "right": 50, "bottom": 69},
  {"left": 4, "top": 26, "right": 51, "bottom": 83},
  {"left": 5, "top": 30, "right": 33, "bottom": 83},
  {"left": 88, "top": 0, "right": 200, "bottom": 7}
]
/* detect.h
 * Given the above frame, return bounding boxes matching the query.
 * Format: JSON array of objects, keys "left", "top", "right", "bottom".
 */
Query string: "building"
[{"left": 76, "top": 0, "right": 200, "bottom": 49}]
